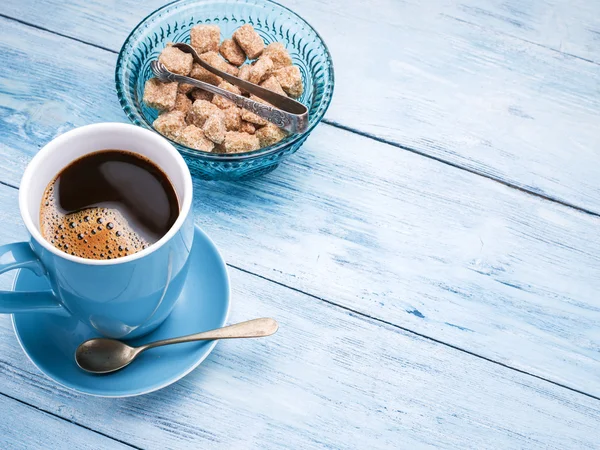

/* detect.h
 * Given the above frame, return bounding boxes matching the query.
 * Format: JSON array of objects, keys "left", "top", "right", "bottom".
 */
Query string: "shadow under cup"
[{"left": 18, "top": 123, "right": 195, "bottom": 339}]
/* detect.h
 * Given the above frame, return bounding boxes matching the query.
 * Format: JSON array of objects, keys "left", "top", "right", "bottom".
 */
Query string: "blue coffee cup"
[{"left": 0, "top": 123, "right": 194, "bottom": 339}]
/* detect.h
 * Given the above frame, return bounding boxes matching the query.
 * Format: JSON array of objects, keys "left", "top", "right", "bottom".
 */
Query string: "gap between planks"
[
  {"left": 321, "top": 120, "right": 600, "bottom": 219},
  {"left": 0, "top": 180, "right": 18, "bottom": 190},
  {"left": 230, "top": 264, "right": 600, "bottom": 403},
  {"left": 441, "top": 14, "right": 600, "bottom": 67},
  {"left": 0, "top": 391, "right": 143, "bottom": 449},
  {"left": 1, "top": 12, "right": 599, "bottom": 220},
  {"left": 0, "top": 12, "right": 117, "bottom": 54},
  {"left": 1, "top": 176, "right": 598, "bottom": 403}
]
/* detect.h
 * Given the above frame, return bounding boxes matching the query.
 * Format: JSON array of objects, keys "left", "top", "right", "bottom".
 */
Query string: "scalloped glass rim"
[{"left": 115, "top": 0, "right": 334, "bottom": 161}]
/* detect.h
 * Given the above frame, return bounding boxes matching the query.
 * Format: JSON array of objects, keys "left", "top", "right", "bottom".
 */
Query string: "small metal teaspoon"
[{"left": 75, "top": 318, "right": 279, "bottom": 374}]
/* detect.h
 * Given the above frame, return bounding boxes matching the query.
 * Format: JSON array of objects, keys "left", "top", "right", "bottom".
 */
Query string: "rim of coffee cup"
[{"left": 19, "top": 123, "right": 193, "bottom": 266}]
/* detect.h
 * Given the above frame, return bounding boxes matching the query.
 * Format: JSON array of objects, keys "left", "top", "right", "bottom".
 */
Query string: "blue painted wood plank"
[
  {"left": 0, "top": 17, "right": 600, "bottom": 397},
  {"left": 0, "top": 0, "right": 599, "bottom": 214},
  {"left": 0, "top": 185, "right": 599, "bottom": 448},
  {"left": 3, "top": 0, "right": 599, "bottom": 61},
  {"left": 0, "top": 395, "right": 132, "bottom": 449},
  {"left": 441, "top": 0, "right": 600, "bottom": 63}
]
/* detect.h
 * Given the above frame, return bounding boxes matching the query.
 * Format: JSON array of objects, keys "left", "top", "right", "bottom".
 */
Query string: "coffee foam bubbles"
[{"left": 40, "top": 187, "right": 149, "bottom": 260}]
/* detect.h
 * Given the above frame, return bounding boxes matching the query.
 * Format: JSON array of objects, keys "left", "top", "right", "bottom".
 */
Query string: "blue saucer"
[{"left": 11, "top": 225, "right": 230, "bottom": 397}]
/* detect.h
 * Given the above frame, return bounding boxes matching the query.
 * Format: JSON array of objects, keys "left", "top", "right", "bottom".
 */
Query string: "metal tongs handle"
[{"left": 151, "top": 43, "right": 308, "bottom": 134}]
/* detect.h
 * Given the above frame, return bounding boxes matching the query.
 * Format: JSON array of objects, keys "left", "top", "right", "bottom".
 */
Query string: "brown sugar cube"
[
  {"left": 224, "top": 107, "right": 242, "bottom": 131},
  {"left": 200, "top": 51, "right": 239, "bottom": 76},
  {"left": 262, "top": 42, "right": 292, "bottom": 70},
  {"left": 176, "top": 125, "right": 215, "bottom": 152},
  {"left": 202, "top": 114, "right": 226, "bottom": 144},
  {"left": 240, "top": 109, "right": 267, "bottom": 126},
  {"left": 222, "top": 131, "right": 260, "bottom": 153},
  {"left": 187, "top": 99, "right": 224, "bottom": 128},
  {"left": 255, "top": 123, "right": 287, "bottom": 147},
  {"left": 240, "top": 121, "right": 256, "bottom": 134},
  {"left": 216, "top": 80, "right": 242, "bottom": 96},
  {"left": 237, "top": 64, "right": 252, "bottom": 95},
  {"left": 190, "top": 25, "right": 220, "bottom": 54},
  {"left": 212, "top": 95, "right": 234, "bottom": 110},
  {"left": 240, "top": 95, "right": 269, "bottom": 126},
  {"left": 249, "top": 56, "right": 273, "bottom": 84},
  {"left": 143, "top": 78, "right": 178, "bottom": 111},
  {"left": 178, "top": 83, "right": 195, "bottom": 95},
  {"left": 233, "top": 24, "right": 264, "bottom": 59},
  {"left": 213, "top": 143, "right": 227, "bottom": 153},
  {"left": 219, "top": 39, "right": 246, "bottom": 66},
  {"left": 153, "top": 110, "right": 186, "bottom": 139},
  {"left": 159, "top": 45, "right": 193, "bottom": 76},
  {"left": 190, "top": 89, "right": 214, "bottom": 102},
  {"left": 274, "top": 65, "right": 303, "bottom": 98},
  {"left": 190, "top": 63, "right": 221, "bottom": 86},
  {"left": 238, "top": 64, "right": 251, "bottom": 82},
  {"left": 172, "top": 93, "right": 192, "bottom": 115},
  {"left": 212, "top": 81, "right": 242, "bottom": 109},
  {"left": 260, "top": 75, "right": 286, "bottom": 96}
]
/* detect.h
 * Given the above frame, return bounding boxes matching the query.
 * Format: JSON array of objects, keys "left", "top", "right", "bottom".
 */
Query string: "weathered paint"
[
  {"left": 1, "top": 19, "right": 599, "bottom": 397},
  {"left": 0, "top": 1, "right": 599, "bottom": 447},
  {"left": 0, "top": 395, "right": 133, "bottom": 449},
  {"left": 0, "top": 0, "right": 598, "bottom": 212}
]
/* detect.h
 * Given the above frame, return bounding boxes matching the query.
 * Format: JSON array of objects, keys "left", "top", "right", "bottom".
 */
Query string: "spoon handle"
[{"left": 140, "top": 318, "right": 278, "bottom": 351}]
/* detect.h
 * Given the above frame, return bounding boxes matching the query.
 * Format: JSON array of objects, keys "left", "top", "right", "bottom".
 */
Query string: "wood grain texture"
[
  {"left": 0, "top": 184, "right": 599, "bottom": 449},
  {"left": 443, "top": 0, "right": 600, "bottom": 63},
  {"left": 1, "top": 0, "right": 599, "bottom": 213},
  {"left": 0, "top": 18, "right": 600, "bottom": 396},
  {"left": 3, "top": 0, "right": 599, "bottom": 61},
  {"left": 0, "top": 395, "right": 133, "bottom": 449}
]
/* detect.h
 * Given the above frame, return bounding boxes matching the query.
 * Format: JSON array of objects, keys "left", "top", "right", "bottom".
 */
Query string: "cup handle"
[{"left": 0, "top": 242, "right": 62, "bottom": 313}]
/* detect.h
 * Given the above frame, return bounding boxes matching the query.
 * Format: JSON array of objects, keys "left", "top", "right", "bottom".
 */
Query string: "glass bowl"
[{"left": 116, "top": 0, "right": 334, "bottom": 180}]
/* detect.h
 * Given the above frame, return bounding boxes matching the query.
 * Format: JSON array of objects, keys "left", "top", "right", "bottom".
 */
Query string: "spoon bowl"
[{"left": 76, "top": 338, "right": 141, "bottom": 374}]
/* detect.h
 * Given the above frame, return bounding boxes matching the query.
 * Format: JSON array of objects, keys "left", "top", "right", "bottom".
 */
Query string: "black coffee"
[{"left": 40, "top": 150, "right": 179, "bottom": 260}]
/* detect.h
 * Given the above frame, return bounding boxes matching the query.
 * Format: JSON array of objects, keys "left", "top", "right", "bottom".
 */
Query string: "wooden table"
[{"left": 1, "top": 0, "right": 599, "bottom": 448}]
